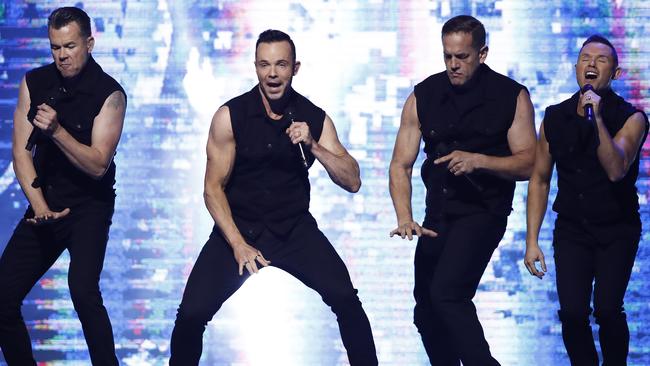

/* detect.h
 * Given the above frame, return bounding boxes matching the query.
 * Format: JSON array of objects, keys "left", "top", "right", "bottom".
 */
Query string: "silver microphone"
[{"left": 286, "top": 108, "right": 308, "bottom": 168}]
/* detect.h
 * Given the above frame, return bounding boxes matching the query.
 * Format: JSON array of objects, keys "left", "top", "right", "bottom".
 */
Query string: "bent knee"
[
  {"left": 594, "top": 308, "right": 626, "bottom": 325},
  {"left": 324, "top": 288, "right": 362, "bottom": 311},
  {"left": 558, "top": 308, "right": 592, "bottom": 326},
  {"left": 175, "top": 303, "right": 218, "bottom": 327},
  {"left": 428, "top": 284, "right": 465, "bottom": 310},
  {"left": 69, "top": 285, "right": 103, "bottom": 310}
]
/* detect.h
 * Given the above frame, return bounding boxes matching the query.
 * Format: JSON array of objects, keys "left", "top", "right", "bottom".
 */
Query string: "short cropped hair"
[
  {"left": 48, "top": 7, "right": 92, "bottom": 38},
  {"left": 580, "top": 34, "right": 619, "bottom": 69},
  {"left": 255, "top": 29, "right": 296, "bottom": 65},
  {"left": 441, "top": 15, "right": 486, "bottom": 51}
]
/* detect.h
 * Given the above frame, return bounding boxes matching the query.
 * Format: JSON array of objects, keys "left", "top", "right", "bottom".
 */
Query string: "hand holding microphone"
[
  {"left": 581, "top": 84, "right": 597, "bottom": 124},
  {"left": 285, "top": 108, "right": 309, "bottom": 168},
  {"left": 25, "top": 86, "right": 69, "bottom": 151}
]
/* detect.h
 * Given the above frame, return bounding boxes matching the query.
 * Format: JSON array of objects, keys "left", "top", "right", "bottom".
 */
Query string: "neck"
[
  {"left": 451, "top": 64, "right": 484, "bottom": 94},
  {"left": 582, "top": 85, "right": 611, "bottom": 96},
  {"left": 259, "top": 84, "right": 294, "bottom": 119},
  {"left": 60, "top": 55, "right": 92, "bottom": 90}
]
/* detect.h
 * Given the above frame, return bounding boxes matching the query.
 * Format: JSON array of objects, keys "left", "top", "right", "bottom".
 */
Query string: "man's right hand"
[
  {"left": 232, "top": 242, "right": 271, "bottom": 276},
  {"left": 26, "top": 207, "right": 71, "bottom": 225},
  {"left": 390, "top": 221, "right": 438, "bottom": 240},
  {"left": 524, "top": 241, "right": 547, "bottom": 279}
]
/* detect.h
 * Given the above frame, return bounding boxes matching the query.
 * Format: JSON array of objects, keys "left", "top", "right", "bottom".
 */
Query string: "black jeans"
[
  {"left": 553, "top": 216, "right": 640, "bottom": 366},
  {"left": 414, "top": 212, "right": 506, "bottom": 366},
  {"left": 0, "top": 201, "right": 118, "bottom": 366},
  {"left": 169, "top": 213, "right": 377, "bottom": 365}
]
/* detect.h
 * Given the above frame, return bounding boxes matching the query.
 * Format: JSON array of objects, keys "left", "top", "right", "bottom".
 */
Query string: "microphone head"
[{"left": 581, "top": 83, "right": 594, "bottom": 93}]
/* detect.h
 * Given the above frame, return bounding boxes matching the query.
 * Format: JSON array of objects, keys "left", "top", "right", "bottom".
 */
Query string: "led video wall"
[{"left": 0, "top": 1, "right": 648, "bottom": 365}]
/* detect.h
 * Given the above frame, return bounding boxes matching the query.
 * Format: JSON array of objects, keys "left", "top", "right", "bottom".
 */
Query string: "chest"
[
  {"left": 234, "top": 117, "right": 300, "bottom": 167},
  {"left": 29, "top": 86, "right": 103, "bottom": 146}
]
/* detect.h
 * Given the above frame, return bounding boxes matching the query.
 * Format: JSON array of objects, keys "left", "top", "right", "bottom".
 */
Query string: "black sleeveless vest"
[
  {"left": 224, "top": 86, "right": 325, "bottom": 236},
  {"left": 544, "top": 89, "right": 648, "bottom": 224},
  {"left": 26, "top": 56, "right": 126, "bottom": 210},
  {"left": 414, "top": 64, "right": 525, "bottom": 217}
]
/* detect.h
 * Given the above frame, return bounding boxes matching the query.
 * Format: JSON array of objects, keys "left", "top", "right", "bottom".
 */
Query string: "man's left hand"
[
  {"left": 286, "top": 121, "right": 314, "bottom": 148},
  {"left": 434, "top": 150, "right": 483, "bottom": 176},
  {"left": 32, "top": 103, "right": 61, "bottom": 137}
]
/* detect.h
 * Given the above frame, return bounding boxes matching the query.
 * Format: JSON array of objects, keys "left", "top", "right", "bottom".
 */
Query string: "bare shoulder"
[
  {"left": 405, "top": 91, "right": 417, "bottom": 106},
  {"left": 13, "top": 77, "right": 31, "bottom": 142},
  {"left": 510, "top": 88, "right": 535, "bottom": 129},
  {"left": 209, "top": 105, "right": 235, "bottom": 143},
  {"left": 516, "top": 88, "right": 533, "bottom": 109},
  {"left": 211, "top": 105, "right": 232, "bottom": 130},
  {"left": 105, "top": 90, "right": 126, "bottom": 111},
  {"left": 618, "top": 111, "right": 648, "bottom": 143},
  {"left": 401, "top": 92, "right": 419, "bottom": 127},
  {"left": 627, "top": 111, "right": 647, "bottom": 128},
  {"left": 16, "top": 76, "right": 30, "bottom": 111},
  {"left": 317, "top": 113, "right": 347, "bottom": 154},
  {"left": 403, "top": 92, "right": 417, "bottom": 112},
  {"left": 323, "top": 113, "right": 336, "bottom": 131}
]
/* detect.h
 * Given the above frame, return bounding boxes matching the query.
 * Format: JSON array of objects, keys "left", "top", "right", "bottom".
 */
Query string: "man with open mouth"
[
  {"left": 169, "top": 29, "right": 378, "bottom": 365},
  {"left": 525, "top": 34, "right": 649, "bottom": 366}
]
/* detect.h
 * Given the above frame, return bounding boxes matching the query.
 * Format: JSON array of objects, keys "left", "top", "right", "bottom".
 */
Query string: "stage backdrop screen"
[{"left": 0, "top": 1, "right": 648, "bottom": 365}]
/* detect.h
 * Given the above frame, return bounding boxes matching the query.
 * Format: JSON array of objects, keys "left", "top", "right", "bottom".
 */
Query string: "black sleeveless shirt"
[
  {"left": 26, "top": 56, "right": 126, "bottom": 210},
  {"left": 544, "top": 89, "right": 648, "bottom": 224},
  {"left": 414, "top": 64, "right": 525, "bottom": 218},
  {"left": 224, "top": 86, "right": 325, "bottom": 237}
]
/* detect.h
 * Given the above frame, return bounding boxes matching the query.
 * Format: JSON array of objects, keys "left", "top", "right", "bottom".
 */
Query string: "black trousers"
[
  {"left": 0, "top": 201, "right": 118, "bottom": 366},
  {"left": 169, "top": 213, "right": 377, "bottom": 365},
  {"left": 414, "top": 212, "right": 506, "bottom": 366},
  {"left": 553, "top": 216, "right": 640, "bottom": 366}
]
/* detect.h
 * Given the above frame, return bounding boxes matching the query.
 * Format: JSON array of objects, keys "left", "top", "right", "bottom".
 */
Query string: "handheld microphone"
[
  {"left": 435, "top": 142, "right": 484, "bottom": 192},
  {"left": 581, "top": 84, "right": 595, "bottom": 124},
  {"left": 285, "top": 108, "right": 308, "bottom": 169},
  {"left": 25, "top": 86, "right": 68, "bottom": 151}
]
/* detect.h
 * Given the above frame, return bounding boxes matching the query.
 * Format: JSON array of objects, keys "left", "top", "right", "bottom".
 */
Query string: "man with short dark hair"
[
  {"left": 525, "top": 34, "right": 648, "bottom": 366},
  {"left": 389, "top": 15, "right": 536, "bottom": 365},
  {"left": 169, "top": 29, "right": 377, "bottom": 366},
  {"left": 0, "top": 6, "right": 126, "bottom": 366}
]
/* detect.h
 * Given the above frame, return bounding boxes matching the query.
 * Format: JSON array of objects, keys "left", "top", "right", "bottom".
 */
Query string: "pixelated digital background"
[{"left": 0, "top": 0, "right": 648, "bottom": 365}]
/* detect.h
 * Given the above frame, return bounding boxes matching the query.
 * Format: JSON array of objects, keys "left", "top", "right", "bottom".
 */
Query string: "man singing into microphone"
[
  {"left": 169, "top": 29, "right": 377, "bottom": 365},
  {"left": 0, "top": 7, "right": 126, "bottom": 365},
  {"left": 525, "top": 35, "right": 648, "bottom": 365},
  {"left": 389, "top": 15, "right": 536, "bottom": 365}
]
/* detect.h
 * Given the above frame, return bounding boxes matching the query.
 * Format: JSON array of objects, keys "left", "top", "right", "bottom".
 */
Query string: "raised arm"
[
  {"left": 286, "top": 114, "right": 361, "bottom": 192},
  {"left": 435, "top": 89, "right": 536, "bottom": 181},
  {"left": 578, "top": 89, "right": 647, "bottom": 182},
  {"left": 594, "top": 100, "right": 646, "bottom": 182},
  {"left": 524, "top": 121, "right": 554, "bottom": 279},
  {"left": 597, "top": 111, "right": 647, "bottom": 181},
  {"left": 389, "top": 92, "right": 436, "bottom": 240},
  {"left": 204, "top": 106, "right": 269, "bottom": 275}
]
